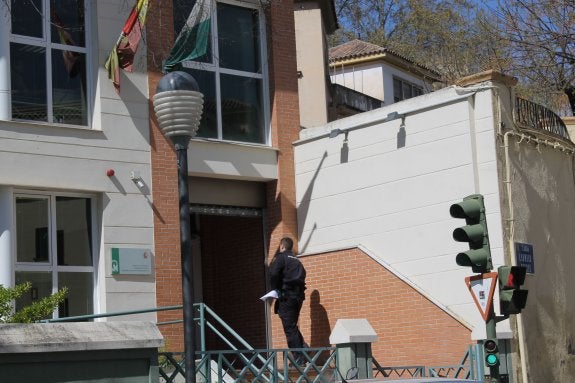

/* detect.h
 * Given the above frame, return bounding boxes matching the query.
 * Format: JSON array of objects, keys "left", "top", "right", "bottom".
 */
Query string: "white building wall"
[
  {"left": 0, "top": 1, "right": 155, "bottom": 320},
  {"left": 330, "top": 62, "right": 384, "bottom": 101},
  {"left": 502, "top": 131, "right": 575, "bottom": 382},
  {"left": 294, "top": 86, "right": 505, "bottom": 338},
  {"left": 295, "top": 5, "right": 330, "bottom": 129},
  {"left": 330, "top": 60, "right": 430, "bottom": 105}
]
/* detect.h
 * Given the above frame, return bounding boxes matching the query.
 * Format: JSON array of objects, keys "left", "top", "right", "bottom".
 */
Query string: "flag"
[
  {"left": 105, "top": 0, "right": 149, "bottom": 93},
  {"left": 163, "top": 0, "right": 214, "bottom": 72}
]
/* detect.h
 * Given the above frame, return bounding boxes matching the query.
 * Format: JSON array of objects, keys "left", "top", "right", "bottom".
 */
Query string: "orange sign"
[{"left": 465, "top": 272, "right": 498, "bottom": 321}]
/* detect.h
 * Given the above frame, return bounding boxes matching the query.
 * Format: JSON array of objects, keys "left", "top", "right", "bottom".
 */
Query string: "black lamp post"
[{"left": 153, "top": 71, "right": 204, "bottom": 383}]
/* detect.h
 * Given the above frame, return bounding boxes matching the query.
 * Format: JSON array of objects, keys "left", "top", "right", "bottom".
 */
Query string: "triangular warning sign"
[{"left": 465, "top": 272, "right": 498, "bottom": 321}]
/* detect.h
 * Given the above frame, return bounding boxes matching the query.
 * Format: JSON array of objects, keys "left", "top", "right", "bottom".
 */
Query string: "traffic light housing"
[
  {"left": 483, "top": 339, "right": 500, "bottom": 367},
  {"left": 450, "top": 194, "right": 492, "bottom": 273},
  {"left": 498, "top": 265, "right": 528, "bottom": 315}
]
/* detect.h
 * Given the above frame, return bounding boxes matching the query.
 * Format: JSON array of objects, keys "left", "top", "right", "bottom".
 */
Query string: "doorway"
[{"left": 192, "top": 205, "right": 268, "bottom": 350}]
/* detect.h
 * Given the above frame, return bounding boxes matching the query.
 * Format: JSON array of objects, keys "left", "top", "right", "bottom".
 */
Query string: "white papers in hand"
[{"left": 260, "top": 290, "right": 279, "bottom": 301}]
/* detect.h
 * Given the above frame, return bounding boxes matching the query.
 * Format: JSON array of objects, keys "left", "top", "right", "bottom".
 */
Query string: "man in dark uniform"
[{"left": 269, "top": 237, "right": 307, "bottom": 364}]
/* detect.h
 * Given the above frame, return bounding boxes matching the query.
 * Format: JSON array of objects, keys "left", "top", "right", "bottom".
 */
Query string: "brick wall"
[
  {"left": 146, "top": 0, "right": 185, "bottom": 352},
  {"left": 264, "top": 0, "right": 300, "bottom": 225},
  {"left": 295, "top": 248, "right": 473, "bottom": 367},
  {"left": 263, "top": 0, "right": 302, "bottom": 347}
]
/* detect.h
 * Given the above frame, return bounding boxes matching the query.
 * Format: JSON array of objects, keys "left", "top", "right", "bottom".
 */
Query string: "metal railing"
[
  {"left": 160, "top": 347, "right": 338, "bottom": 383},
  {"left": 372, "top": 344, "right": 482, "bottom": 380},
  {"left": 41, "top": 305, "right": 482, "bottom": 382},
  {"left": 514, "top": 97, "right": 570, "bottom": 140}
]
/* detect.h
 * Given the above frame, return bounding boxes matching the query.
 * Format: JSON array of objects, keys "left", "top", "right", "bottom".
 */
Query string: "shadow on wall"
[
  {"left": 309, "top": 289, "right": 331, "bottom": 364},
  {"left": 297, "top": 151, "right": 328, "bottom": 252}
]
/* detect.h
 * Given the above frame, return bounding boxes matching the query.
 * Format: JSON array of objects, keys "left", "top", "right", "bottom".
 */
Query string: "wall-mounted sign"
[
  {"left": 111, "top": 248, "right": 153, "bottom": 275},
  {"left": 515, "top": 242, "right": 535, "bottom": 274}
]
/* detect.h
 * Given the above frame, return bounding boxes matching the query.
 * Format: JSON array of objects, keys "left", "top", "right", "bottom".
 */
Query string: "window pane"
[
  {"left": 183, "top": 68, "right": 217, "bottom": 138},
  {"left": 10, "top": 43, "right": 47, "bottom": 122},
  {"left": 58, "top": 272, "right": 93, "bottom": 318},
  {"left": 218, "top": 3, "right": 260, "bottom": 73},
  {"left": 11, "top": 0, "right": 43, "bottom": 38},
  {"left": 52, "top": 49, "right": 87, "bottom": 125},
  {"left": 393, "top": 78, "right": 402, "bottom": 102},
  {"left": 15, "top": 271, "right": 53, "bottom": 318},
  {"left": 56, "top": 197, "right": 92, "bottom": 266},
  {"left": 403, "top": 82, "right": 412, "bottom": 99},
  {"left": 51, "top": 0, "right": 86, "bottom": 48},
  {"left": 16, "top": 197, "right": 50, "bottom": 263},
  {"left": 221, "top": 74, "right": 264, "bottom": 144},
  {"left": 173, "top": 0, "right": 212, "bottom": 64}
]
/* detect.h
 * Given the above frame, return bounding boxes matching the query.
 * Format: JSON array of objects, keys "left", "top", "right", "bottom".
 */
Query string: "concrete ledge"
[
  {"left": 329, "top": 318, "right": 378, "bottom": 344},
  {"left": 0, "top": 321, "right": 164, "bottom": 353}
]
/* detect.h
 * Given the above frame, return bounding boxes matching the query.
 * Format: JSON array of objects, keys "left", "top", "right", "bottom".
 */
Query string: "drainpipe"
[
  {"left": 0, "top": 1, "right": 11, "bottom": 120},
  {"left": 0, "top": 186, "right": 14, "bottom": 288}
]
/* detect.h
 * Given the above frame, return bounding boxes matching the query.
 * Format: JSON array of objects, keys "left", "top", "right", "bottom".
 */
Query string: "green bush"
[{"left": 0, "top": 282, "right": 68, "bottom": 323}]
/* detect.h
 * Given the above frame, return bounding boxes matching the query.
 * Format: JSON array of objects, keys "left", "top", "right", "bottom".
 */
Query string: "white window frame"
[
  {"left": 13, "top": 190, "right": 99, "bottom": 319},
  {"left": 182, "top": 0, "right": 271, "bottom": 146},
  {"left": 7, "top": 0, "right": 93, "bottom": 128}
]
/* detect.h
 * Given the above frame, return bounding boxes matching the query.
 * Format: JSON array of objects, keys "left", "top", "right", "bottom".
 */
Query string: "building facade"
[
  {"left": 0, "top": 0, "right": 156, "bottom": 321},
  {"left": 329, "top": 39, "right": 441, "bottom": 106},
  {"left": 294, "top": 70, "right": 575, "bottom": 381},
  {"left": 145, "top": 0, "right": 301, "bottom": 352}
]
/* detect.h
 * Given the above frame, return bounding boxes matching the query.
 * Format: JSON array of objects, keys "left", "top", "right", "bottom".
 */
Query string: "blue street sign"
[{"left": 515, "top": 242, "right": 535, "bottom": 274}]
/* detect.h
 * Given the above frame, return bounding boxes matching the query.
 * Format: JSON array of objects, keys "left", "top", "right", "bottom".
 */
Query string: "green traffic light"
[
  {"left": 485, "top": 353, "right": 499, "bottom": 366},
  {"left": 450, "top": 194, "right": 492, "bottom": 273},
  {"left": 484, "top": 339, "right": 499, "bottom": 367}
]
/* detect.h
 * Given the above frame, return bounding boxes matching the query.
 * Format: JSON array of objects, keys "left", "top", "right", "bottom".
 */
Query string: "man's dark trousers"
[{"left": 277, "top": 291, "right": 305, "bottom": 361}]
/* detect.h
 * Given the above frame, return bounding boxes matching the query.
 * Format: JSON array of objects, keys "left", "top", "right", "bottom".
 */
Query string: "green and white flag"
[{"left": 163, "top": 0, "right": 214, "bottom": 72}]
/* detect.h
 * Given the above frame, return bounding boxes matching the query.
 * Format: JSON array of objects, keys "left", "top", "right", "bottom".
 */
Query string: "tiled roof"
[
  {"left": 329, "top": 39, "right": 386, "bottom": 62},
  {"left": 329, "top": 39, "right": 441, "bottom": 77}
]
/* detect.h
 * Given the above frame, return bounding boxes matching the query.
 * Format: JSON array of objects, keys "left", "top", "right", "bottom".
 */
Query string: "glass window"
[
  {"left": 58, "top": 272, "right": 93, "bottom": 317},
  {"left": 393, "top": 77, "right": 424, "bottom": 103},
  {"left": 11, "top": 0, "right": 43, "bottom": 38},
  {"left": 221, "top": 74, "right": 263, "bottom": 143},
  {"left": 184, "top": 68, "right": 218, "bottom": 139},
  {"left": 9, "top": 0, "right": 89, "bottom": 126},
  {"left": 56, "top": 197, "right": 92, "bottom": 266},
  {"left": 16, "top": 197, "right": 50, "bottom": 263},
  {"left": 217, "top": 3, "right": 260, "bottom": 73},
  {"left": 15, "top": 271, "right": 52, "bottom": 313},
  {"left": 14, "top": 193, "right": 95, "bottom": 320},
  {"left": 175, "top": 0, "right": 267, "bottom": 144}
]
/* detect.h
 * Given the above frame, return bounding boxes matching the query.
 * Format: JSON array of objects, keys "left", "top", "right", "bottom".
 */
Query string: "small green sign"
[{"left": 111, "top": 247, "right": 153, "bottom": 275}]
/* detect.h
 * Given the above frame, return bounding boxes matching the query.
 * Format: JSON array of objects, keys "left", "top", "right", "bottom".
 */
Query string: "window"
[
  {"left": 14, "top": 193, "right": 95, "bottom": 319},
  {"left": 9, "top": 0, "right": 89, "bottom": 126},
  {"left": 393, "top": 77, "right": 423, "bottom": 103},
  {"left": 174, "top": 0, "right": 268, "bottom": 144}
]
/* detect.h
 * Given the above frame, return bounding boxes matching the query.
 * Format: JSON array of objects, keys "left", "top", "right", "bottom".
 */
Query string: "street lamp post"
[{"left": 153, "top": 71, "right": 204, "bottom": 383}]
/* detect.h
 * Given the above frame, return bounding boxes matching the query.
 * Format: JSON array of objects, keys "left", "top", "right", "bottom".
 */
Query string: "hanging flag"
[
  {"left": 163, "top": 0, "right": 214, "bottom": 72},
  {"left": 105, "top": 0, "right": 149, "bottom": 93}
]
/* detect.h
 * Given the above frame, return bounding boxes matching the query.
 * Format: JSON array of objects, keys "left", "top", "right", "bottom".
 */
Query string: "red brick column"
[
  {"left": 146, "top": 1, "right": 185, "bottom": 352},
  {"left": 264, "top": 0, "right": 302, "bottom": 348}
]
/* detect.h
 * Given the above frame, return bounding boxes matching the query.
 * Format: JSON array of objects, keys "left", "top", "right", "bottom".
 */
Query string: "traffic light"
[
  {"left": 498, "top": 265, "right": 528, "bottom": 315},
  {"left": 483, "top": 339, "right": 500, "bottom": 367},
  {"left": 450, "top": 194, "right": 492, "bottom": 273}
]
